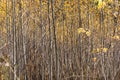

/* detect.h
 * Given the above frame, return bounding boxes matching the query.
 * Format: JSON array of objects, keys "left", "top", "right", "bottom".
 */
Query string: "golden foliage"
[
  {"left": 77, "top": 28, "right": 91, "bottom": 37},
  {"left": 92, "top": 47, "right": 108, "bottom": 53},
  {"left": 86, "top": 31, "right": 91, "bottom": 36},
  {"left": 98, "top": 0, "right": 106, "bottom": 10},
  {"left": 64, "top": 1, "right": 70, "bottom": 7},
  {"left": 0, "top": 1, "right": 6, "bottom": 21},
  {"left": 92, "top": 57, "right": 97, "bottom": 62},
  {"left": 77, "top": 28, "right": 86, "bottom": 34},
  {"left": 112, "top": 35, "right": 120, "bottom": 40},
  {"left": 21, "top": 0, "right": 26, "bottom": 8},
  {"left": 102, "top": 48, "right": 108, "bottom": 53}
]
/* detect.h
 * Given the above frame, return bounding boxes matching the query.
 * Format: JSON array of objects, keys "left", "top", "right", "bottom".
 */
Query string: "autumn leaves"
[
  {"left": 0, "top": 1, "right": 6, "bottom": 21},
  {"left": 92, "top": 47, "right": 108, "bottom": 53},
  {"left": 98, "top": 0, "right": 106, "bottom": 10},
  {"left": 77, "top": 28, "right": 91, "bottom": 37},
  {"left": 95, "top": 0, "right": 113, "bottom": 10},
  {"left": 77, "top": 27, "right": 120, "bottom": 40}
]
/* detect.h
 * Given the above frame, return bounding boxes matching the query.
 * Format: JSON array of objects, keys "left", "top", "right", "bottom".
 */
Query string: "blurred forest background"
[{"left": 0, "top": 0, "right": 120, "bottom": 80}]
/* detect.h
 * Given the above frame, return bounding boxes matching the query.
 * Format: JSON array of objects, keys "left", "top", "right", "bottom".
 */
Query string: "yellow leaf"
[
  {"left": 98, "top": 1, "right": 106, "bottom": 9},
  {"left": 96, "top": 48, "right": 100, "bottom": 52},
  {"left": 86, "top": 31, "right": 91, "bottom": 36},
  {"left": 91, "top": 48, "right": 100, "bottom": 53},
  {"left": 77, "top": 28, "right": 86, "bottom": 34},
  {"left": 21, "top": 1, "right": 26, "bottom": 8},
  {"left": 92, "top": 57, "right": 97, "bottom": 62},
  {"left": 113, "top": 35, "right": 119, "bottom": 40},
  {"left": 102, "top": 48, "right": 108, "bottom": 53}
]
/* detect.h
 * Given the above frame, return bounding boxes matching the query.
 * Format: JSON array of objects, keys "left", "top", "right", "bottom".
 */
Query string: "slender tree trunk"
[
  {"left": 51, "top": 0, "right": 59, "bottom": 80},
  {"left": 12, "top": 0, "right": 17, "bottom": 80},
  {"left": 78, "top": 0, "right": 83, "bottom": 79}
]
